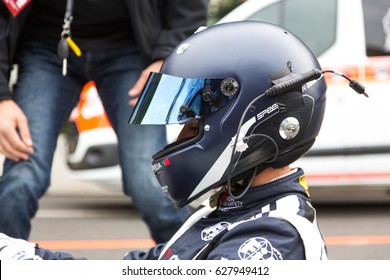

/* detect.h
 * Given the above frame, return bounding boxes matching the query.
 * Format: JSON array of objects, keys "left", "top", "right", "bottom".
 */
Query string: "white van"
[
  {"left": 217, "top": 0, "right": 390, "bottom": 202},
  {"left": 66, "top": 0, "right": 390, "bottom": 202}
]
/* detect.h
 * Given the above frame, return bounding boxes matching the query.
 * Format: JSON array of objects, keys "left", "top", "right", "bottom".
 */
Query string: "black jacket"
[{"left": 0, "top": 0, "right": 209, "bottom": 101}]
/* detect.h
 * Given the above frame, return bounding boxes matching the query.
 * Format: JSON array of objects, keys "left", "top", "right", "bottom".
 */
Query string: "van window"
[
  {"left": 362, "top": 0, "right": 390, "bottom": 56},
  {"left": 247, "top": 0, "right": 337, "bottom": 57}
]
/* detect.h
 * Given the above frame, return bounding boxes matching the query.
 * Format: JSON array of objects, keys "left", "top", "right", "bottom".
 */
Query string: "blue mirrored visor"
[{"left": 129, "top": 72, "right": 239, "bottom": 125}]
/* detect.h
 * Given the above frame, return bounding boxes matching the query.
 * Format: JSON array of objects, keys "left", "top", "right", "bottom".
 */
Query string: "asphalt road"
[{"left": 1, "top": 137, "right": 390, "bottom": 260}]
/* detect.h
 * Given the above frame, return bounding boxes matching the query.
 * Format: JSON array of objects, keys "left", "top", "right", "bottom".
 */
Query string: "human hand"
[
  {"left": 0, "top": 233, "right": 41, "bottom": 260},
  {"left": 0, "top": 100, "right": 34, "bottom": 161},
  {"left": 128, "top": 59, "right": 164, "bottom": 107}
]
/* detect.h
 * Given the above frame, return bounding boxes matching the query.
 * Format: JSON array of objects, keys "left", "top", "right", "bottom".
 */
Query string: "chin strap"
[{"left": 226, "top": 166, "right": 257, "bottom": 200}]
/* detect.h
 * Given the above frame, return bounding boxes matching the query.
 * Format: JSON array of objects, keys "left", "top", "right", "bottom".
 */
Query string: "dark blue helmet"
[{"left": 130, "top": 21, "right": 327, "bottom": 207}]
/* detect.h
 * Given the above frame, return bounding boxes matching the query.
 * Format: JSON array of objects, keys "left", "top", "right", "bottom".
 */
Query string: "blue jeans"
[{"left": 0, "top": 41, "right": 190, "bottom": 243}]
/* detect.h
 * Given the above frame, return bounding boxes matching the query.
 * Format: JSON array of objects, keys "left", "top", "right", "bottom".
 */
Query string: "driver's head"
[{"left": 129, "top": 21, "right": 326, "bottom": 207}]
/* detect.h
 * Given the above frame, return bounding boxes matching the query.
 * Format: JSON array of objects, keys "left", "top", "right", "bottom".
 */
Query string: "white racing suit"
[{"left": 1, "top": 168, "right": 327, "bottom": 260}]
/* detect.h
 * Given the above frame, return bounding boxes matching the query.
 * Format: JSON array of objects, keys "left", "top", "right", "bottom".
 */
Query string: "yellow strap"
[{"left": 65, "top": 37, "right": 82, "bottom": 57}]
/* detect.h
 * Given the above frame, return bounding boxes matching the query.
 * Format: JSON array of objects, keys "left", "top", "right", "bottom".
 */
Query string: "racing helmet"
[{"left": 129, "top": 21, "right": 327, "bottom": 208}]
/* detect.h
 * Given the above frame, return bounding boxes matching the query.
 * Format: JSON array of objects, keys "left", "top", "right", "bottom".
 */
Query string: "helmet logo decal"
[
  {"left": 256, "top": 103, "right": 279, "bottom": 122},
  {"left": 152, "top": 158, "right": 171, "bottom": 173},
  {"left": 176, "top": 43, "right": 190, "bottom": 55},
  {"left": 238, "top": 237, "right": 283, "bottom": 260},
  {"left": 201, "top": 221, "right": 231, "bottom": 241},
  {"left": 221, "top": 78, "right": 239, "bottom": 97},
  {"left": 279, "top": 117, "right": 300, "bottom": 139}
]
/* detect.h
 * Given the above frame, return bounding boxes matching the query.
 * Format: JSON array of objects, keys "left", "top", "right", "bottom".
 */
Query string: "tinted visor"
[{"left": 129, "top": 72, "right": 239, "bottom": 125}]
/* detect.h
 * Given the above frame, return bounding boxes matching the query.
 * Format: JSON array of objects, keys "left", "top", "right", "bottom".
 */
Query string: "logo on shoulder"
[
  {"left": 201, "top": 222, "right": 231, "bottom": 241},
  {"left": 238, "top": 237, "right": 283, "bottom": 260}
]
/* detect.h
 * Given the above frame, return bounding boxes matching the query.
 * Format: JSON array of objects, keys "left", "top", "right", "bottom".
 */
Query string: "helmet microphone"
[{"left": 265, "top": 69, "right": 369, "bottom": 98}]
